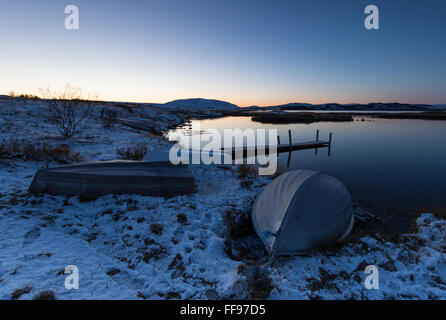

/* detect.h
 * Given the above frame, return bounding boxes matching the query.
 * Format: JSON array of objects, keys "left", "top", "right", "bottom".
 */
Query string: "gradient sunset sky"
[{"left": 1, "top": 0, "right": 445, "bottom": 106}]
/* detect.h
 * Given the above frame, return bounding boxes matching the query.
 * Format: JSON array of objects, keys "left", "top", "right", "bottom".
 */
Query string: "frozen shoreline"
[{"left": 0, "top": 100, "right": 444, "bottom": 299}]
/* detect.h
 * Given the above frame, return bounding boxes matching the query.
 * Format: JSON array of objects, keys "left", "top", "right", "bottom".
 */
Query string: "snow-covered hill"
[{"left": 162, "top": 98, "right": 239, "bottom": 111}]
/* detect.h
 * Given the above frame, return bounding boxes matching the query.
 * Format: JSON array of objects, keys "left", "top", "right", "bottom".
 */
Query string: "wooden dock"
[
  {"left": 221, "top": 130, "right": 332, "bottom": 159},
  {"left": 222, "top": 140, "right": 329, "bottom": 156}
]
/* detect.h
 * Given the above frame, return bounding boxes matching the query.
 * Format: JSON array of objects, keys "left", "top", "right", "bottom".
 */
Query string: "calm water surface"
[{"left": 170, "top": 116, "right": 446, "bottom": 231}]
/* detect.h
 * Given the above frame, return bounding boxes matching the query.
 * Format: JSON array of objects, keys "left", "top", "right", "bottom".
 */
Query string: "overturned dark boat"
[{"left": 28, "top": 160, "right": 196, "bottom": 197}]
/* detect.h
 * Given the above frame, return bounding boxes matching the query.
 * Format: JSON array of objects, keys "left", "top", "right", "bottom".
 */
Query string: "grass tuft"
[
  {"left": 0, "top": 139, "right": 81, "bottom": 163},
  {"left": 116, "top": 143, "right": 148, "bottom": 160}
]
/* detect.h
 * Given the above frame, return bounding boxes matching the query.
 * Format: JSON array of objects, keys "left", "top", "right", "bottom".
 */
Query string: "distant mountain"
[
  {"left": 162, "top": 98, "right": 239, "bottom": 111},
  {"left": 257, "top": 102, "right": 446, "bottom": 111}
]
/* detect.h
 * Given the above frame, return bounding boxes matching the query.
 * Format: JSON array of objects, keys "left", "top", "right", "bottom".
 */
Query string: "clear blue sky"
[{"left": 1, "top": 0, "right": 445, "bottom": 106}]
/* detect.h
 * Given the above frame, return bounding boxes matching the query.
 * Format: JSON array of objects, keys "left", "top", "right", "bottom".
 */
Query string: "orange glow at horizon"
[{"left": 3, "top": 83, "right": 443, "bottom": 108}]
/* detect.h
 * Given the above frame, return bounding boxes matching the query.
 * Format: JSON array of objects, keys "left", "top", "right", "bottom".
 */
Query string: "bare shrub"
[
  {"left": 39, "top": 84, "right": 91, "bottom": 138},
  {"left": 0, "top": 139, "right": 81, "bottom": 163},
  {"left": 116, "top": 143, "right": 148, "bottom": 160}
]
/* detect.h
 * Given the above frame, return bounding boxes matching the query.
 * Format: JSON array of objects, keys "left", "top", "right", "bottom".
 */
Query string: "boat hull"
[{"left": 28, "top": 160, "right": 196, "bottom": 198}]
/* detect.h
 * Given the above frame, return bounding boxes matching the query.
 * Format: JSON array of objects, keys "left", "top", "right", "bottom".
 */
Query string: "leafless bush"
[
  {"left": 116, "top": 143, "right": 148, "bottom": 160},
  {"left": 39, "top": 84, "right": 92, "bottom": 138},
  {"left": 101, "top": 108, "right": 119, "bottom": 128},
  {"left": 0, "top": 138, "right": 81, "bottom": 163}
]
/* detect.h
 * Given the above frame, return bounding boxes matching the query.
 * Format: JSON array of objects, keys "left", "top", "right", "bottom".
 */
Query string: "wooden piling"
[
  {"left": 277, "top": 135, "right": 281, "bottom": 146},
  {"left": 316, "top": 129, "right": 319, "bottom": 141},
  {"left": 328, "top": 132, "right": 332, "bottom": 157},
  {"left": 288, "top": 130, "right": 292, "bottom": 148}
]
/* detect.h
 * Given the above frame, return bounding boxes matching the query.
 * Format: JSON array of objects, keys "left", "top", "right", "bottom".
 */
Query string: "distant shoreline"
[{"left": 220, "top": 110, "right": 446, "bottom": 124}]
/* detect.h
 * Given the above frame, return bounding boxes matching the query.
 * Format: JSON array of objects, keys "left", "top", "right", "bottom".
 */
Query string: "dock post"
[
  {"left": 316, "top": 129, "right": 319, "bottom": 141},
  {"left": 277, "top": 135, "right": 281, "bottom": 146},
  {"left": 328, "top": 132, "right": 332, "bottom": 157},
  {"left": 288, "top": 130, "right": 292, "bottom": 149}
]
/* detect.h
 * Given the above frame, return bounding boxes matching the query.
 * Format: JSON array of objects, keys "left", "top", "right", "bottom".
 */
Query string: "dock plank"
[{"left": 221, "top": 140, "right": 330, "bottom": 158}]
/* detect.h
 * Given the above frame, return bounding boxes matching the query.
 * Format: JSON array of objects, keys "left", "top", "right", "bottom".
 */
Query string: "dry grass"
[
  {"left": 0, "top": 139, "right": 81, "bottom": 163},
  {"left": 116, "top": 143, "right": 148, "bottom": 160},
  {"left": 11, "top": 286, "right": 32, "bottom": 299},
  {"left": 235, "top": 164, "right": 258, "bottom": 188},
  {"left": 8, "top": 90, "right": 40, "bottom": 100},
  {"left": 33, "top": 291, "right": 55, "bottom": 300},
  {"left": 150, "top": 223, "right": 163, "bottom": 235},
  {"left": 407, "top": 207, "right": 446, "bottom": 234},
  {"left": 236, "top": 164, "right": 258, "bottom": 178},
  {"left": 238, "top": 265, "right": 274, "bottom": 299}
]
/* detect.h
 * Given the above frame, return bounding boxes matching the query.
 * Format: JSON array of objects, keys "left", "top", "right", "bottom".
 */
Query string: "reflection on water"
[{"left": 169, "top": 116, "right": 446, "bottom": 231}]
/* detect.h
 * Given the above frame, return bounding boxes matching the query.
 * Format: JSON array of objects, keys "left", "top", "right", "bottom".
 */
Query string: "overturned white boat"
[
  {"left": 252, "top": 170, "right": 354, "bottom": 255},
  {"left": 28, "top": 160, "right": 196, "bottom": 198}
]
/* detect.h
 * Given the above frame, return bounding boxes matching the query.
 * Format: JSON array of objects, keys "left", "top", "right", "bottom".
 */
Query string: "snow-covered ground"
[{"left": 0, "top": 99, "right": 444, "bottom": 300}]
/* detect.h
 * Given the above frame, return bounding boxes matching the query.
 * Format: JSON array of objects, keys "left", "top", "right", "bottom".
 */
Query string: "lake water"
[{"left": 169, "top": 116, "right": 446, "bottom": 232}]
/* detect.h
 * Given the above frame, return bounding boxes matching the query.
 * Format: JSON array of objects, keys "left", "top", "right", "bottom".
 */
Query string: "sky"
[{"left": 0, "top": 0, "right": 445, "bottom": 107}]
